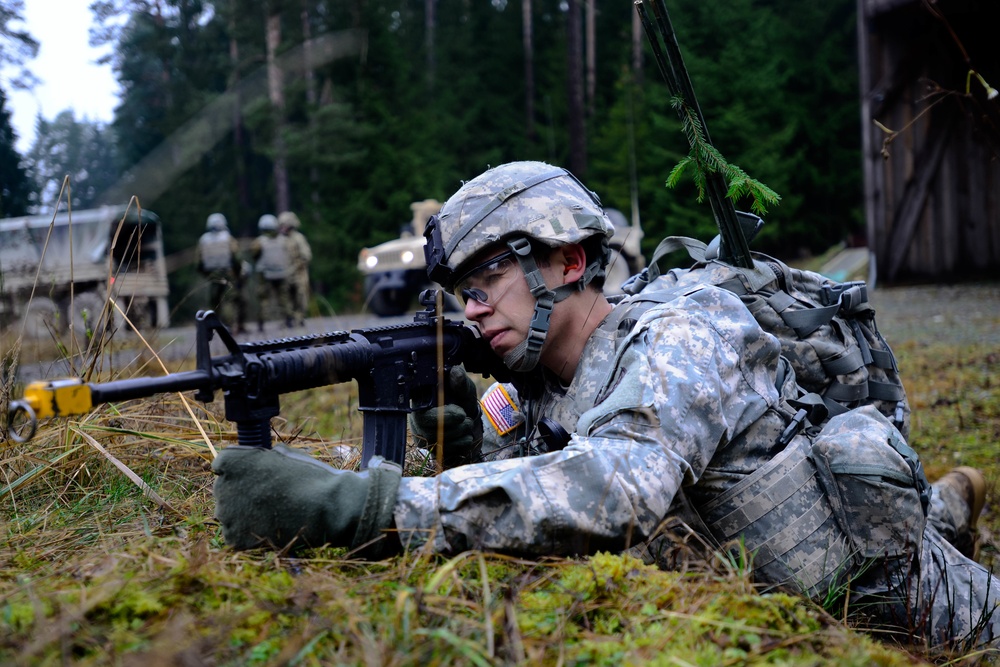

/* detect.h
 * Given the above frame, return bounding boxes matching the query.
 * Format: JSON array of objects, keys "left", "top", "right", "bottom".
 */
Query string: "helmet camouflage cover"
[
  {"left": 258, "top": 214, "right": 278, "bottom": 232},
  {"left": 425, "top": 161, "right": 613, "bottom": 291},
  {"left": 277, "top": 211, "right": 301, "bottom": 229},
  {"left": 206, "top": 212, "right": 228, "bottom": 231}
]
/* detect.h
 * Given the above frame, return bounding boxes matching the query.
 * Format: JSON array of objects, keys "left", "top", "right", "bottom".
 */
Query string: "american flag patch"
[{"left": 481, "top": 384, "right": 520, "bottom": 435}]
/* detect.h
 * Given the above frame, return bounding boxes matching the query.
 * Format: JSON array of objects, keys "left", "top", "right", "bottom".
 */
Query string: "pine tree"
[{"left": 0, "top": 86, "right": 32, "bottom": 217}]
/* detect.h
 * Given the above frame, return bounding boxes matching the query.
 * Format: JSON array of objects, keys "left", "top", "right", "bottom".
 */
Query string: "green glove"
[
  {"left": 409, "top": 365, "right": 483, "bottom": 466},
  {"left": 211, "top": 443, "right": 401, "bottom": 557}
]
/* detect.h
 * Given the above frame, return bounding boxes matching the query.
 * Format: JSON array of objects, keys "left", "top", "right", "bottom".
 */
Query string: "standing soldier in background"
[
  {"left": 195, "top": 212, "right": 246, "bottom": 334},
  {"left": 250, "top": 214, "right": 293, "bottom": 332},
  {"left": 279, "top": 211, "right": 312, "bottom": 327}
]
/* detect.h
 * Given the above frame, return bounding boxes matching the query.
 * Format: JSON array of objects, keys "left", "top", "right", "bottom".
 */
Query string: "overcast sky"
[{"left": 6, "top": 1, "right": 119, "bottom": 153}]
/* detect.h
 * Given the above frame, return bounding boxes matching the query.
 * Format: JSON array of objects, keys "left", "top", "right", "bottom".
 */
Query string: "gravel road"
[{"left": 869, "top": 281, "right": 1000, "bottom": 347}]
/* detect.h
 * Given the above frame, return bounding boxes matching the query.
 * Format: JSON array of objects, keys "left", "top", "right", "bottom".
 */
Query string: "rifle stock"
[{"left": 7, "top": 290, "right": 509, "bottom": 467}]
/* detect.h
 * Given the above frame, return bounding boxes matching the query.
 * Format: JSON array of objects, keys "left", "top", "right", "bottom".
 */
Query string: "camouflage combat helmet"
[
  {"left": 277, "top": 211, "right": 301, "bottom": 230},
  {"left": 424, "top": 161, "right": 614, "bottom": 371},
  {"left": 207, "top": 212, "right": 228, "bottom": 231},
  {"left": 258, "top": 214, "right": 278, "bottom": 232}
]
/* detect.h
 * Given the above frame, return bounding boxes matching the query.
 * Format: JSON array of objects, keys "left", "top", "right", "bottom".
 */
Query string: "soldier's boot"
[{"left": 936, "top": 466, "right": 987, "bottom": 560}]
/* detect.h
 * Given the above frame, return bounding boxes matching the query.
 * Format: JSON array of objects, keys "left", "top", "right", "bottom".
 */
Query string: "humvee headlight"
[
  {"left": 365, "top": 254, "right": 379, "bottom": 269},
  {"left": 401, "top": 250, "right": 415, "bottom": 264}
]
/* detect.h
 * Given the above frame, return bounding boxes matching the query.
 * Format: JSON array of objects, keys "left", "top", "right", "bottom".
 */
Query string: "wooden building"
[{"left": 857, "top": 0, "right": 1000, "bottom": 284}]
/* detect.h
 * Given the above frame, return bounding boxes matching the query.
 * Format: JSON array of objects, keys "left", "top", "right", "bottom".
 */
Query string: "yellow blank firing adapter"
[{"left": 7, "top": 379, "right": 95, "bottom": 443}]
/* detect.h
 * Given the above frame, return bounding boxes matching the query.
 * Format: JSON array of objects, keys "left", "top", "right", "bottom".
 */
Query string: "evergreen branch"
[{"left": 667, "top": 96, "right": 781, "bottom": 216}]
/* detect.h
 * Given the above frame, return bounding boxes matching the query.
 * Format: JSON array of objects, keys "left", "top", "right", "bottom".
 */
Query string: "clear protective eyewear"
[{"left": 453, "top": 250, "right": 520, "bottom": 307}]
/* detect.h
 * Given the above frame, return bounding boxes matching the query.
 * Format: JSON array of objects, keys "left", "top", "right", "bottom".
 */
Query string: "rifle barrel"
[{"left": 89, "top": 370, "right": 212, "bottom": 404}]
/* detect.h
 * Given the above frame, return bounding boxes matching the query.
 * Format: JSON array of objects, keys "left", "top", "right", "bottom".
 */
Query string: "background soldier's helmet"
[
  {"left": 277, "top": 211, "right": 301, "bottom": 230},
  {"left": 258, "top": 214, "right": 278, "bottom": 232},
  {"left": 425, "top": 161, "right": 613, "bottom": 292},
  {"left": 206, "top": 212, "right": 228, "bottom": 231}
]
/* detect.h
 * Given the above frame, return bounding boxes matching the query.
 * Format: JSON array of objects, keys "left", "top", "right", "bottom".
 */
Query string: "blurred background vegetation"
[{"left": 0, "top": 0, "right": 862, "bottom": 321}]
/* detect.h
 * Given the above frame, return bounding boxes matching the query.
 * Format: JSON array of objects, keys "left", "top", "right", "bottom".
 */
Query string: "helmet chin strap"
[{"left": 501, "top": 237, "right": 602, "bottom": 372}]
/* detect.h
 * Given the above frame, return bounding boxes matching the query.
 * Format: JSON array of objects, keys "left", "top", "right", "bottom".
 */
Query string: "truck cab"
[{"left": 357, "top": 200, "right": 453, "bottom": 317}]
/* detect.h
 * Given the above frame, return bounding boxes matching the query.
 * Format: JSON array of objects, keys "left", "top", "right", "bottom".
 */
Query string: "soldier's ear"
[{"left": 559, "top": 244, "right": 587, "bottom": 280}]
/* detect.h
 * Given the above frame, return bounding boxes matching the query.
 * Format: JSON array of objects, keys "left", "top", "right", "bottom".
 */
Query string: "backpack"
[{"left": 619, "top": 216, "right": 910, "bottom": 440}]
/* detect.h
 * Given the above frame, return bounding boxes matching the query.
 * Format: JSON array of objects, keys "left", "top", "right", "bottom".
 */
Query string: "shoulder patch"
[{"left": 481, "top": 384, "right": 521, "bottom": 435}]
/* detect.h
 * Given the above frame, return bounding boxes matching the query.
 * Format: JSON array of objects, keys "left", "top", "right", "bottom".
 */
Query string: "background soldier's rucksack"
[{"left": 620, "top": 213, "right": 910, "bottom": 439}]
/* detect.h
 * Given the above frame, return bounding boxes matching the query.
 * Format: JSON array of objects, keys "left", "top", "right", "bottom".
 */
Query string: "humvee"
[
  {"left": 358, "top": 200, "right": 645, "bottom": 317},
  {"left": 0, "top": 206, "right": 170, "bottom": 338}
]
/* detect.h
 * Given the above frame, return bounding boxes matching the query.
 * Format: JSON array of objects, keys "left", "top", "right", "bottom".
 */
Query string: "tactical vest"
[
  {"left": 199, "top": 231, "right": 234, "bottom": 272},
  {"left": 256, "top": 235, "right": 289, "bottom": 280}
]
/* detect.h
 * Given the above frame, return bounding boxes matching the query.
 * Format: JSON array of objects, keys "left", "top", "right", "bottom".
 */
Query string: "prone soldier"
[{"left": 213, "top": 162, "right": 999, "bottom": 650}]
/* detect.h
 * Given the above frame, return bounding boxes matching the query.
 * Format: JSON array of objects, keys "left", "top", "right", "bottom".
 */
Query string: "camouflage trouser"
[
  {"left": 849, "top": 482, "right": 1000, "bottom": 651},
  {"left": 636, "top": 480, "right": 1000, "bottom": 650},
  {"left": 257, "top": 277, "right": 293, "bottom": 326},
  {"left": 289, "top": 269, "right": 310, "bottom": 323},
  {"left": 207, "top": 273, "right": 246, "bottom": 329}
]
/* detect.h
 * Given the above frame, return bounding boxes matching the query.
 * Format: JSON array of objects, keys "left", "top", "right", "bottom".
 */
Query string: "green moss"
[
  {"left": 108, "top": 588, "right": 166, "bottom": 619},
  {"left": 2, "top": 601, "right": 38, "bottom": 633}
]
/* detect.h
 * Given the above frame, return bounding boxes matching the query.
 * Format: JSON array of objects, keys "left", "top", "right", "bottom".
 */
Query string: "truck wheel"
[
  {"left": 22, "top": 297, "right": 61, "bottom": 339},
  {"left": 68, "top": 292, "right": 120, "bottom": 340},
  {"left": 368, "top": 288, "right": 411, "bottom": 317},
  {"left": 118, "top": 298, "right": 153, "bottom": 330}
]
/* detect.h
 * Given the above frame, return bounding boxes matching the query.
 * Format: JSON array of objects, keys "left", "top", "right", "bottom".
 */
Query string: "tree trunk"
[
  {"left": 632, "top": 2, "right": 643, "bottom": 83},
  {"left": 585, "top": 0, "right": 595, "bottom": 117},
  {"left": 566, "top": 0, "right": 586, "bottom": 175},
  {"left": 228, "top": 8, "right": 250, "bottom": 215},
  {"left": 266, "top": 10, "right": 290, "bottom": 214},
  {"left": 523, "top": 0, "right": 535, "bottom": 141},
  {"left": 301, "top": 0, "right": 320, "bottom": 206},
  {"left": 425, "top": 0, "right": 436, "bottom": 89}
]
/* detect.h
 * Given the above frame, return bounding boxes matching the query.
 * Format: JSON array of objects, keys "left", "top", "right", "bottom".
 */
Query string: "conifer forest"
[{"left": 1, "top": 0, "right": 861, "bottom": 317}]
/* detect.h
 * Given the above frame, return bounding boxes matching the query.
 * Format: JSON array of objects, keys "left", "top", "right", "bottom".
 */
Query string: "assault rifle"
[{"left": 7, "top": 291, "right": 510, "bottom": 467}]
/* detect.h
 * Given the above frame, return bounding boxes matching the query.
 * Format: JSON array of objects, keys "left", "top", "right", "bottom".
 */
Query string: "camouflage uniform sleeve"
[
  {"left": 394, "top": 287, "right": 781, "bottom": 556},
  {"left": 284, "top": 234, "right": 301, "bottom": 266},
  {"left": 296, "top": 232, "right": 312, "bottom": 264},
  {"left": 194, "top": 237, "right": 205, "bottom": 274},
  {"left": 478, "top": 382, "right": 527, "bottom": 461}
]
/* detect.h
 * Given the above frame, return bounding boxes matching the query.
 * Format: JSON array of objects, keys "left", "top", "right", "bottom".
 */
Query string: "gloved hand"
[
  {"left": 409, "top": 365, "right": 483, "bottom": 467},
  {"left": 212, "top": 443, "right": 401, "bottom": 557}
]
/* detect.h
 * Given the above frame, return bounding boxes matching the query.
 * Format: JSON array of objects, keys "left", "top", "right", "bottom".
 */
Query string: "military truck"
[
  {"left": 0, "top": 206, "right": 170, "bottom": 338},
  {"left": 358, "top": 200, "right": 645, "bottom": 316}
]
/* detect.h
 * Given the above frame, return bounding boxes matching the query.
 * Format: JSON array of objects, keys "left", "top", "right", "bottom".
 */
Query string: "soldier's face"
[{"left": 462, "top": 250, "right": 560, "bottom": 359}]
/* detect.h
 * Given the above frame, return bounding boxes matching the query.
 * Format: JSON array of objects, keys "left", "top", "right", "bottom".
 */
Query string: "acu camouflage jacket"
[{"left": 394, "top": 285, "right": 798, "bottom": 557}]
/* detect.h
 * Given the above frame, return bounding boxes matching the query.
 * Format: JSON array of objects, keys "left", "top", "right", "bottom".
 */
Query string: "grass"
[{"left": 1, "top": 287, "right": 998, "bottom": 666}]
